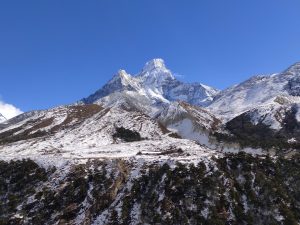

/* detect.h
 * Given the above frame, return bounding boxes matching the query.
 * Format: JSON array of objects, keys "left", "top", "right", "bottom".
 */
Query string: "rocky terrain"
[{"left": 1, "top": 153, "right": 299, "bottom": 225}]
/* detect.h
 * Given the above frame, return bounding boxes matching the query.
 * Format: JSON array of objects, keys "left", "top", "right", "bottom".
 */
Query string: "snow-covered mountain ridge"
[
  {"left": 81, "top": 58, "right": 219, "bottom": 112},
  {"left": 81, "top": 58, "right": 300, "bottom": 128},
  {"left": 208, "top": 62, "right": 300, "bottom": 120},
  {"left": 78, "top": 59, "right": 300, "bottom": 152},
  {"left": 207, "top": 62, "right": 300, "bottom": 152}
]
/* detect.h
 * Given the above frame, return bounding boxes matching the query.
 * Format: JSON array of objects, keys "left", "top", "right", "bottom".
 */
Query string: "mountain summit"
[
  {"left": 138, "top": 58, "right": 175, "bottom": 87},
  {"left": 142, "top": 58, "right": 167, "bottom": 72},
  {"left": 282, "top": 61, "right": 300, "bottom": 75}
]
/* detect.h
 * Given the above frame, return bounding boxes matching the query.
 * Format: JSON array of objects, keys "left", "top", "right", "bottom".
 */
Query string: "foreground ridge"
[{"left": 1, "top": 153, "right": 299, "bottom": 224}]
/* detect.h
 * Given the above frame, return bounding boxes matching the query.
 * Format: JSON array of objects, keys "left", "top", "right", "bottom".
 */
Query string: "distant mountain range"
[
  {"left": 1, "top": 58, "right": 300, "bottom": 155},
  {"left": 0, "top": 59, "right": 300, "bottom": 224}
]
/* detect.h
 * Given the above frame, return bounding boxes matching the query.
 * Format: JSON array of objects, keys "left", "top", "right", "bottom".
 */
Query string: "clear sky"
[{"left": 1, "top": 0, "right": 300, "bottom": 113}]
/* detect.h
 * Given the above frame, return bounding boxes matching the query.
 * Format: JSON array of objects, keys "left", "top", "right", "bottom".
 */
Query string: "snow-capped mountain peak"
[
  {"left": 142, "top": 58, "right": 167, "bottom": 72},
  {"left": 81, "top": 58, "right": 218, "bottom": 109},
  {"left": 282, "top": 61, "right": 300, "bottom": 74},
  {"left": 137, "top": 58, "right": 175, "bottom": 85}
]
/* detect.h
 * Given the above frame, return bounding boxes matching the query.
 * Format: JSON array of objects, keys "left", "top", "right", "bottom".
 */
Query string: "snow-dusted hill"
[
  {"left": 208, "top": 62, "right": 300, "bottom": 121},
  {"left": 0, "top": 104, "right": 217, "bottom": 163},
  {"left": 217, "top": 102, "right": 300, "bottom": 151}
]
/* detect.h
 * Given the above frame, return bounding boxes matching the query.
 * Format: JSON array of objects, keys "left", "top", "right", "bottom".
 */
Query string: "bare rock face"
[{"left": 287, "top": 76, "right": 300, "bottom": 96}]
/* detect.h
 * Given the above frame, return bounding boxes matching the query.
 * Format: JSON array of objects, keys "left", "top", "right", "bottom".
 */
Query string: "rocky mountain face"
[
  {"left": 207, "top": 62, "right": 300, "bottom": 152},
  {"left": 1, "top": 59, "right": 300, "bottom": 224},
  {"left": 81, "top": 59, "right": 219, "bottom": 115},
  {"left": 215, "top": 103, "right": 300, "bottom": 152},
  {"left": 156, "top": 101, "right": 222, "bottom": 147}
]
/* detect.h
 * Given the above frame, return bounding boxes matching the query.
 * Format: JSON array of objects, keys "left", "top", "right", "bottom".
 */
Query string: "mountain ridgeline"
[{"left": 79, "top": 58, "right": 300, "bottom": 153}]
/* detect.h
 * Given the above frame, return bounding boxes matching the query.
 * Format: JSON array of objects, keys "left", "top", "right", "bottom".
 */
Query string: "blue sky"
[{"left": 1, "top": 0, "right": 300, "bottom": 113}]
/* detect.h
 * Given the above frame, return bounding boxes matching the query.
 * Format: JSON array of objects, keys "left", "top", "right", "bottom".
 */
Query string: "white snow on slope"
[
  {"left": 247, "top": 103, "right": 284, "bottom": 130},
  {"left": 157, "top": 101, "right": 221, "bottom": 147},
  {"left": 0, "top": 104, "right": 220, "bottom": 166},
  {"left": 0, "top": 105, "right": 164, "bottom": 149},
  {"left": 167, "top": 118, "right": 211, "bottom": 146},
  {"left": 232, "top": 98, "right": 300, "bottom": 131}
]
